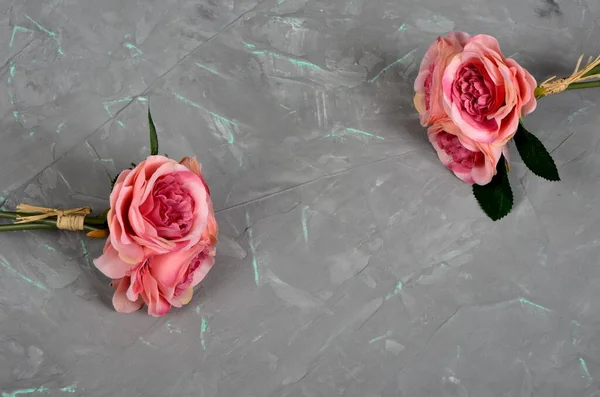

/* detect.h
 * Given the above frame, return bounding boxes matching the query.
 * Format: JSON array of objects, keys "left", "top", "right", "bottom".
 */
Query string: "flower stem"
[
  {"left": 536, "top": 79, "right": 600, "bottom": 99},
  {"left": 0, "top": 223, "right": 58, "bottom": 232},
  {"left": 83, "top": 214, "right": 108, "bottom": 226},
  {"left": 0, "top": 211, "right": 102, "bottom": 232},
  {"left": 566, "top": 80, "right": 600, "bottom": 91}
]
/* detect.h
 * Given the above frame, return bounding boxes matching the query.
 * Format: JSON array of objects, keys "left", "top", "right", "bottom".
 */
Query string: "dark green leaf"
[
  {"left": 110, "top": 172, "right": 121, "bottom": 192},
  {"left": 148, "top": 107, "right": 159, "bottom": 156},
  {"left": 514, "top": 123, "right": 560, "bottom": 181},
  {"left": 473, "top": 155, "right": 513, "bottom": 221}
]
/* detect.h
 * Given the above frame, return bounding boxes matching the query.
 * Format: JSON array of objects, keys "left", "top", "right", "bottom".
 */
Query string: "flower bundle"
[
  {"left": 0, "top": 110, "right": 218, "bottom": 316},
  {"left": 415, "top": 32, "right": 600, "bottom": 220}
]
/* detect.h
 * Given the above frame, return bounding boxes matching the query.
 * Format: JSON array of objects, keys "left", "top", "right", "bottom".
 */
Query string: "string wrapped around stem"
[
  {"left": 537, "top": 54, "right": 600, "bottom": 97},
  {"left": 15, "top": 204, "right": 92, "bottom": 231}
]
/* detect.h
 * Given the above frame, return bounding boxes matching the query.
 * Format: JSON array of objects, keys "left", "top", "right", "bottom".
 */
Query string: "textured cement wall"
[{"left": 1, "top": 0, "right": 600, "bottom": 396}]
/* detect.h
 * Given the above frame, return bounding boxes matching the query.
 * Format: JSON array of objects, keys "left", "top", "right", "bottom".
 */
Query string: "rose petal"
[
  {"left": 415, "top": 32, "right": 471, "bottom": 127},
  {"left": 469, "top": 35, "right": 502, "bottom": 57},
  {"left": 126, "top": 265, "right": 145, "bottom": 302},
  {"left": 190, "top": 251, "right": 215, "bottom": 288},
  {"left": 110, "top": 185, "right": 145, "bottom": 264},
  {"left": 428, "top": 119, "right": 502, "bottom": 185},
  {"left": 112, "top": 276, "right": 144, "bottom": 313},
  {"left": 149, "top": 248, "right": 199, "bottom": 289},
  {"left": 94, "top": 240, "right": 135, "bottom": 279},
  {"left": 202, "top": 198, "right": 218, "bottom": 246},
  {"left": 472, "top": 144, "right": 502, "bottom": 185},
  {"left": 143, "top": 274, "right": 171, "bottom": 317},
  {"left": 179, "top": 157, "right": 202, "bottom": 178}
]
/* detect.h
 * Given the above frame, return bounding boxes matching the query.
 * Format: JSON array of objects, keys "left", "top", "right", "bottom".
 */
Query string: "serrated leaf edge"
[
  {"left": 514, "top": 124, "right": 560, "bottom": 182},
  {"left": 472, "top": 157, "right": 514, "bottom": 221},
  {"left": 472, "top": 183, "right": 514, "bottom": 221}
]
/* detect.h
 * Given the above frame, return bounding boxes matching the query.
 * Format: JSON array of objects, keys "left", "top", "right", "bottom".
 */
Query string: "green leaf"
[
  {"left": 473, "top": 155, "right": 513, "bottom": 221},
  {"left": 110, "top": 171, "right": 121, "bottom": 192},
  {"left": 148, "top": 107, "right": 159, "bottom": 156},
  {"left": 514, "top": 123, "right": 560, "bottom": 181}
]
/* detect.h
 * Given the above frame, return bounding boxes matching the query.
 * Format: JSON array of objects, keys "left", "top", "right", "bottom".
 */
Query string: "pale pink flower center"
[
  {"left": 146, "top": 173, "right": 195, "bottom": 239},
  {"left": 174, "top": 252, "right": 204, "bottom": 297},
  {"left": 453, "top": 65, "right": 494, "bottom": 121},
  {"left": 436, "top": 131, "right": 482, "bottom": 170}
]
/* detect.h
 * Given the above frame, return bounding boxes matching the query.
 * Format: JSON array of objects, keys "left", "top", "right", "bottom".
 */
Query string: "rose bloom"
[
  {"left": 110, "top": 229, "right": 216, "bottom": 316},
  {"left": 441, "top": 34, "right": 537, "bottom": 145},
  {"left": 94, "top": 156, "right": 218, "bottom": 315},
  {"left": 428, "top": 119, "right": 506, "bottom": 185},
  {"left": 99, "top": 155, "right": 211, "bottom": 265},
  {"left": 414, "top": 31, "right": 471, "bottom": 126}
]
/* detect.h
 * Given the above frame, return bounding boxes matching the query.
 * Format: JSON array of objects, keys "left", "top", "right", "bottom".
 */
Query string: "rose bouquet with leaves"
[
  {"left": 414, "top": 32, "right": 600, "bottom": 220},
  {"left": 0, "top": 110, "right": 218, "bottom": 316}
]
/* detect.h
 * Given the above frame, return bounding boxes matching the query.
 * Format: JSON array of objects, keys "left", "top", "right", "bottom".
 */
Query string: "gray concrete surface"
[{"left": 1, "top": 0, "right": 600, "bottom": 396}]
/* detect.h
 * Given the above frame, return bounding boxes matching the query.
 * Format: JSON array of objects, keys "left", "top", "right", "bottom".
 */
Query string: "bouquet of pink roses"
[
  {"left": 415, "top": 32, "right": 600, "bottom": 220},
  {"left": 0, "top": 110, "right": 218, "bottom": 316}
]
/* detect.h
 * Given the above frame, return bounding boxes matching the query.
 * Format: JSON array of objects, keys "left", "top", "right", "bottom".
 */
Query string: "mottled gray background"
[{"left": 1, "top": 0, "right": 600, "bottom": 395}]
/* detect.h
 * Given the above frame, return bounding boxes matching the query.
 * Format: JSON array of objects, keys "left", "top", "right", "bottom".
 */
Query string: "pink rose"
[
  {"left": 110, "top": 242, "right": 216, "bottom": 316},
  {"left": 97, "top": 155, "right": 210, "bottom": 266},
  {"left": 94, "top": 156, "right": 218, "bottom": 315},
  {"left": 441, "top": 34, "right": 537, "bottom": 145},
  {"left": 414, "top": 31, "right": 471, "bottom": 126},
  {"left": 428, "top": 119, "right": 506, "bottom": 185}
]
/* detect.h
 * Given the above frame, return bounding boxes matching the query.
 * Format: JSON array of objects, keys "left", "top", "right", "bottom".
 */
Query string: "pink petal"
[
  {"left": 93, "top": 240, "right": 135, "bottom": 279},
  {"left": 179, "top": 157, "right": 202, "bottom": 178},
  {"left": 126, "top": 266, "right": 145, "bottom": 302},
  {"left": 442, "top": 56, "right": 463, "bottom": 112},
  {"left": 428, "top": 124, "right": 455, "bottom": 168},
  {"left": 455, "top": 131, "right": 479, "bottom": 152},
  {"left": 471, "top": 156, "right": 496, "bottom": 185},
  {"left": 138, "top": 161, "right": 187, "bottom": 204},
  {"left": 449, "top": 102, "right": 498, "bottom": 143},
  {"left": 113, "top": 178, "right": 137, "bottom": 246},
  {"left": 452, "top": 169, "right": 476, "bottom": 184},
  {"left": 141, "top": 155, "right": 171, "bottom": 178},
  {"left": 113, "top": 276, "right": 144, "bottom": 313},
  {"left": 174, "top": 173, "right": 209, "bottom": 244},
  {"left": 111, "top": 185, "right": 145, "bottom": 264},
  {"left": 469, "top": 35, "right": 503, "bottom": 57},
  {"left": 142, "top": 275, "right": 171, "bottom": 317},
  {"left": 446, "top": 31, "right": 471, "bottom": 47},
  {"left": 202, "top": 198, "right": 218, "bottom": 246},
  {"left": 109, "top": 170, "right": 131, "bottom": 209},
  {"left": 480, "top": 54, "right": 503, "bottom": 86},
  {"left": 149, "top": 249, "right": 197, "bottom": 289},
  {"left": 495, "top": 110, "right": 520, "bottom": 146},
  {"left": 190, "top": 251, "right": 215, "bottom": 288},
  {"left": 506, "top": 58, "right": 537, "bottom": 115},
  {"left": 472, "top": 144, "right": 503, "bottom": 185}
]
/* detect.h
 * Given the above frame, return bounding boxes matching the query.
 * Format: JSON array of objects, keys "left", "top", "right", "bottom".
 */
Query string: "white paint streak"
[{"left": 266, "top": 270, "right": 323, "bottom": 309}]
